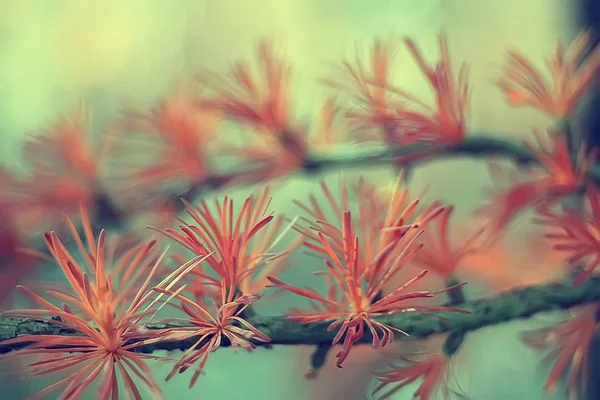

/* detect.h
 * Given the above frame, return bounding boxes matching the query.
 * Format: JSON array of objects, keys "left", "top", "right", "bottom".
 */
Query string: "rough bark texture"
[{"left": 0, "top": 274, "right": 598, "bottom": 354}]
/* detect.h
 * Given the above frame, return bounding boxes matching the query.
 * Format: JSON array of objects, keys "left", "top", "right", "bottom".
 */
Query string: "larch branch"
[
  {"left": 1, "top": 274, "right": 599, "bottom": 354},
  {"left": 302, "top": 136, "right": 538, "bottom": 171},
  {"left": 190, "top": 135, "right": 600, "bottom": 200},
  {"left": 89, "top": 134, "right": 600, "bottom": 229}
]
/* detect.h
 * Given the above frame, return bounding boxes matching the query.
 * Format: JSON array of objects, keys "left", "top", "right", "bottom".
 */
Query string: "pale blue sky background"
[{"left": 0, "top": 0, "right": 579, "bottom": 399}]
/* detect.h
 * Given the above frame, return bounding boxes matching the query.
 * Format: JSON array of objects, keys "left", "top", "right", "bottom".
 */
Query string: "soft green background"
[{"left": 0, "top": 0, "right": 579, "bottom": 399}]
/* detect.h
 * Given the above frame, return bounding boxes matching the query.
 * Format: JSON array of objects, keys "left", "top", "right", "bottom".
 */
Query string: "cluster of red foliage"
[{"left": 1, "top": 31, "right": 600, "bottom": 400}]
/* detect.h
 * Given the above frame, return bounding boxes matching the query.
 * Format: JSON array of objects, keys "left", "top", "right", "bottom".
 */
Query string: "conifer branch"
[
  {"left": 302, "top": 136, "right": 538, "bottom": 172},
  {"left": 87, "top": 134, "right": 600, "bottom": 229},
  {"left": 1, "top": 274, "right": 598, "bottom": 354},
  {"left": 184, "top": 135, "right": 600, "bottom": 202}
]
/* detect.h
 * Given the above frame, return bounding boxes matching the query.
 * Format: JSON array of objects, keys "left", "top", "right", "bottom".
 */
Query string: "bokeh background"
[{"left": 0, "top": 0, "right": 581, "bottom": 398}]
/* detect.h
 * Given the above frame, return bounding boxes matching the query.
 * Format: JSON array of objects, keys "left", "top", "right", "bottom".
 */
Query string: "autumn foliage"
[{"left": 1, "top": 31, "right": 600, "bottom": 400}]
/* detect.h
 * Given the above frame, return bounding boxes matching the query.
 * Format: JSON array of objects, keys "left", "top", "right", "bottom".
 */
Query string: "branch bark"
[
  {"left": 297, "top": 136, "right": 600, "bottom": 176},
  {"left": 304, "top": 136, "right": 535, "bottom": 170},
  {"left": 73, "top": 134, "right": 600, "bottom": 233},
  {"left": 181, "top": 135, "right": 600, "bottom": 206},
  {"left": 1, "top": 274, "right": 599, "bottom": 354}
]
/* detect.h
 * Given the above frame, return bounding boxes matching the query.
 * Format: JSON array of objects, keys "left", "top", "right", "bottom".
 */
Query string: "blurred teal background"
[{"left": 0, "top": 0, "right": 580, "bottom": 398}]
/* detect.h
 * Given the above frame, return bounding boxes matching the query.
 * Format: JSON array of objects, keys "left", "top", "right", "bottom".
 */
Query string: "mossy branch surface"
[{"left": 1, "top": 274, "right": 598, "bottom": 354}]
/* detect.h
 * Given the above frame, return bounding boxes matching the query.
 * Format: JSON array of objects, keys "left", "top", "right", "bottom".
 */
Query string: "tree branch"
[
  {"left": 301, "top": 136, "right": 600, "bottom": 177},
  {"left": 174, "top": 136, "right": 600, "bottom": 212},
  {"left": 69, "top": 134, "right": 600, "bottom": 233},
  {"left": 1, "top": 274, "right": 599, "bottom": 354}
]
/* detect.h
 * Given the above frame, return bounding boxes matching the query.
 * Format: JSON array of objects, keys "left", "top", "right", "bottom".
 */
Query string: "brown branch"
[{"left": 1, "top": 274, "right": 598, "bottom": 354}]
